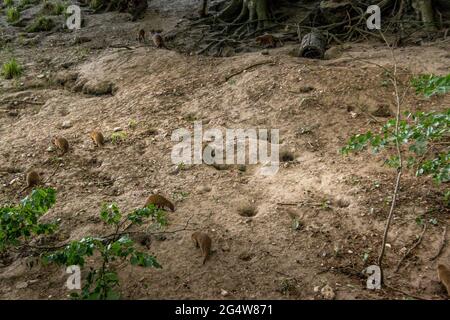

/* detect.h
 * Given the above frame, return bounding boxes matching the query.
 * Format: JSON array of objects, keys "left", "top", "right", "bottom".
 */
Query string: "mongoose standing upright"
[
  {"left": 20, "top": 170, "right": 41, "bottom": 192},
  {"left": 53, "top": 137, "right": 69, "bottom": 155},
  {"left": 437, "top": 264, "right": 450, "bottom": 296},
  {"left": 144, "top": 194, "right": 175, "bottom": 211},
  {"left": 138, "top": 29, "right": 145, "bottom": 43},
  {"left": 151, "top": 31, "right": 166, "bottom": 49},
  {"left": 192, "top": 232, "right": 212, "bottom": 265},
  {"left": 90, "top": 130, "right": 105, "bottom": 147}
]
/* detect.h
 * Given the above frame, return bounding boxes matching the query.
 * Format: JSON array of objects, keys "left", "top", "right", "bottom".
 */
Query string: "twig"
[
  {"left": 395, "top": 223, "right": 428, "bottom": 272},
  {"left": 103, "top": 213, "right": 195, "bottom": 240},
  {"left": 430, "top": 226, "right": 447, "bottom": 261},
  {"left": 224, "top": 60, "right": 275, "bottom": 82},
  {"left": 0, "top": 100, "right": 45, "bottom": 106},
  {"left": 384, "top": 283, "right": 428, "bottom": 300},
  {"left": 376, "top": 31, "right": 404, "bottom": 285},
  {"left": 277, "top": 202, "right": 299, "bottom": 206}
]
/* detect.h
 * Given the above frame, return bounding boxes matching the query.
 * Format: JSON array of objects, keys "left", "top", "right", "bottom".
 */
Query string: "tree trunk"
[
  {"left": 412, "top": 0, "right": 436, "bottom": 31},
  {"left": 219, "top": 0, "right": 272, "bottom": 31}
]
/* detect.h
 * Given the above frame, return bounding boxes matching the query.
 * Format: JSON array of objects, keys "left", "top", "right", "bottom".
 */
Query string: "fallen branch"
[
  {"left": 395, "top": 223, "right": 428, "bottom": 272},
  {"left": 224, "top": 60, "right": 275, "bottom": 82},
  {"left": 384, "top": 283, "right": 428, "bottom": 300}
]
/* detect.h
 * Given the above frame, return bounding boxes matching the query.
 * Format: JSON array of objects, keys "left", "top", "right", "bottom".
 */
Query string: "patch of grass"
[
  {"left": 3, "top": 0, "right": 14, "bottom": 7},
  {"left": 110, "top": 131, "right": 127, "bottom": 144},
  {"left": 2, "top": 58, "right": 23, "bottom": 79},
  {"left": 26, "top": 16, "right": 55, "bottom": 32},
  {"left": 17, "top": 0, "right": 37, "bottom": 11},
  {"left": 6, "top": 6, "right": 20, "bottom": 23},
  {"left": 41, "top": 0, "right": 66, "bottom": 15}
]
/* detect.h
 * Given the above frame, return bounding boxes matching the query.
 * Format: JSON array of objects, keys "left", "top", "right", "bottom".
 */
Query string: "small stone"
[
  {"left": 82, "top": 80, "right": 116, "bottom": 96},
  {"left": 169, "top": 165, "right": 180, "bottom": 175},
  {"left": 313, "top": 286, "right": 320, "bottom": 292},
  {"left": 47, "top": 146, "right": 55, "bottom": 152},
  {"left": 16, "top": 281, "right": 28, "bottom": 289},
  {"left": 37, "top": 74, "right": 45, "bottom": 79},
  {"left": 324, "top": 46, "right": 343, "bottom": 60},
  {"left": 197, "top": 185, "right": 212, "bottom": 194},
  {"left": 61, "top": 120, "right": 72, "bottom": 129},
  {"left": 9, "top": 177, "right": 20, "bottom": 185},
  {"left": 113, "top": 127, "right": 123, "bottom": 132},
  {"left": 220, "top": 289, "right": 229, "bottom": 297},
  {"left": 321, "top": 284, "right": 335, "bottom": 300}
]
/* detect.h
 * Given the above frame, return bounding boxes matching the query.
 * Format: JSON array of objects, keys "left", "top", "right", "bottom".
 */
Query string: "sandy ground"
[{"left": 0, "top": 1, "right": 449, "bottom": 300}]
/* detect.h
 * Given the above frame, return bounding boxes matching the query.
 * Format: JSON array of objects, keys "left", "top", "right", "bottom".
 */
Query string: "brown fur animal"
[
  {"left": 151, "top": 31, "right": 166, "bottom": 49},
  {"left": 256, "top": 34, "right": 282, "bottom": 48},
  {"left": 144, "top": 194, "right": 175, "bottom": 211},
  {"left": 53, "top": 137, "right": 69, "bottom": 155},
  {"left": 191, "top": 232, "right": 212, "bottom": 265},
  {"left": 437, "top": 264, "right": 450, "bottom": 296},
  {"left": 20, "top": 170, "right": 41, "bottom": 192},
  {"left": 138, "top": 29, "right": 145, "bottom": 43},
  {"left": 90, "top": 130, "right": 105, "bottom": 147}
]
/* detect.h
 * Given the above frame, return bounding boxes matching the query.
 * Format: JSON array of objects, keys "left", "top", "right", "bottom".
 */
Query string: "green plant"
[
  {"left": 411, "top": 74, "right": 450, "bottom": 97},
  {"left": 2, "top": 58, "right": 22, "bottom": 79},
  {"left": 3, "top": 0, "right": 14, "bottom": 7},
  {"left": 6, "top": 6, "right": 20, "bottom": 23},
  {"left": 0, "top": 188, "right": 58, "bottom": 252},
  {"left": 45, "top": 203, "right": 167, "bottom": 299},
  {"left": 110, "top": 131, "right": 127, "bottom": 144},
  {"left": 26, "top": 16, "right": 55, "bottom": 32},
  {"left": 342, "top": 110, "right": 449, "bottom": 184},
  {"left": 342, "top": 74, "right": 449, "bottom": 205}
]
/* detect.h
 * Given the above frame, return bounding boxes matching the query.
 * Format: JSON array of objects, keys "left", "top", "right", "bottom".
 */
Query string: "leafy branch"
[
  {"left": 0, "top": 188, "right": 58, "bottom": 253},
  {"left": 45, "top": 203, "right": 168, "bottom": 300}
]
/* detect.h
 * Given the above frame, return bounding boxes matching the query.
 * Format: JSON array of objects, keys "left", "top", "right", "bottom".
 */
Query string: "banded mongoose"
[
  {"left": 20, "top": 170, "right": 41, "bottom": 192},
  {"left": 437, "top": 264, "right": 450, "bottom": 296},
  {"left": 138, "top": 29, "right": 145, "bottom": 43},
  {"left": 53, "top": 137, "right": 69, "bottom": 155},
  {"left": 90, "top": 130, "right": 105, "bottom": 147},
  {"left": 151, "top": 31, "right": 166, "bottom": 49},
  {"left": 191, "top": 232, "right": 212, "bottom": 265},
  {"left": 145, "top": 194, "right": 175, "bottom": 211}
]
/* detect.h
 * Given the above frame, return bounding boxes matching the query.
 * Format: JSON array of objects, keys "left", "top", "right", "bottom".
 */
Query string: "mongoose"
[
  {"left": 144, "top": 194, "right": 175, "bottom": 211},
  {"left": 20, "top": 170, "right": 41, "bottom": 192},
  {"left": 191, "top": 232, "right": 212, "bottom": 265},
  {"left": 151, "top": 31, "right": 166, "bottom": 49},
  {"left": 53, "top": 136, "right": 69, "bottom": 155},
  {"left": 437, "top": 264, "right": 450, "bottom": 296},
  {"left": 138, "top": 29, "right": 145, "bottom": 43},
  {"left": 198, "top": 0, "right": 208, "bottom": 18},
  {"left": 256, "top": 34, "right": 282, "bottom": 48},
  {"left": 90, "top": 130, "right": 105, "bottom": 147}
]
